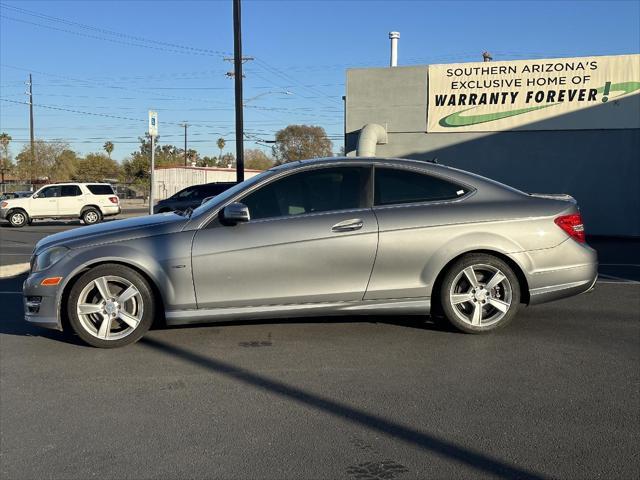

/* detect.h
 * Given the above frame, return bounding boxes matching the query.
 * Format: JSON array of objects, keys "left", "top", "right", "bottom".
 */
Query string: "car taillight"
[
  {"left": 0, "top": 201, "right": 7, "bottom": 208},
  {"left": 554, "top": 214, "right": 585, "bottom": 243},
  {"left": 108, "top": 196, "right": 119, "bottom": 204}
]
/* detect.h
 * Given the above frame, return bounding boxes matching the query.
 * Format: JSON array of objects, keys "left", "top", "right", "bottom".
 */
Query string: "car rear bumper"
[
  {"left": 528, "top": 274, "right": 597, "bottom": 305},
  {"left": 0, "top": 207, "right": 9, "bottom": 219},
  {"left": 509, "top": 238, "right": 598, "bottom": 306},
  {"left": 102, "top": 205, "right": 121, "bottom": 217}
]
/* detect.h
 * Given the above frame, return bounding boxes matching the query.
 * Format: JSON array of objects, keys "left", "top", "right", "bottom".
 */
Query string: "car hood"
[
  {"left": 1, "top": 197, "right": 30, "bottom": 207},
  {"left": 34, "top": 213, "right": 188, "bottom": 254}
]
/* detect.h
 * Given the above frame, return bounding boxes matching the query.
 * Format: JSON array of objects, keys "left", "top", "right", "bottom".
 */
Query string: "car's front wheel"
[
  {"left": 8, "top": 210, "right": 28, "bottom": 227},
  {"left": 67, "top": 264, "right": 155, "bottom": 348},
  {"left": 440, "top": 253, "right": 520, "bottom": 333}
]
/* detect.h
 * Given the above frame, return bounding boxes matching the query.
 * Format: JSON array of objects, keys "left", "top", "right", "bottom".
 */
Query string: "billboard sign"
[{"left": 427, "top": 54, "right": 640, "bottom": 132}]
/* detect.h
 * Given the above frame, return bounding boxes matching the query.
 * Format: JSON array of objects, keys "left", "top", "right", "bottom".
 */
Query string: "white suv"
[{"left": 0, "top": 183, "right": 121, "bottom": 227}]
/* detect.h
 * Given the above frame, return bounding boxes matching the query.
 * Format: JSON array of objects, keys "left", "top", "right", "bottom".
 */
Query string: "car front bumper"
[
  {"left": 23, "top": 268, "right": 65, "bottom": 331},
  {"left": 0, "top": 207, "right": 9, "bottom": 220}
]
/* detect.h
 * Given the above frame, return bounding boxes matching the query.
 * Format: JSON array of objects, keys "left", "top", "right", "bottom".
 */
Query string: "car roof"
[{"left": 269, "top": 157, "right": 525, "bottom": 197}]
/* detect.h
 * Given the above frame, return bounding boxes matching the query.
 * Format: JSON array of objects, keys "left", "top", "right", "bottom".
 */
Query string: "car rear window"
[
  {"left": 374, "top": 167, "right": 467, "bottom": 206},
  {"left": 87, "top": 184, "right": 115, "bottom": 195}
]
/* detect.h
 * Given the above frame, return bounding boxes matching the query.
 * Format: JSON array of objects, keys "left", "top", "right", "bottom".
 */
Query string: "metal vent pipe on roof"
[{"left": 389, "top": 31, "right": 400, "bottom": 67}]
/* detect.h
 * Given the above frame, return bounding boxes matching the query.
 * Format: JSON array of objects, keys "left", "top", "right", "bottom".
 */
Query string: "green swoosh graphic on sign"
[
  {"left": 439, "top": 105, "right": 552, "bottom": 127},
  {"left": 595, "top": 81, "right": 640, "bottom": 94},
  {"left": 438, "top": 81, "right": 640, "bottom": 128}
]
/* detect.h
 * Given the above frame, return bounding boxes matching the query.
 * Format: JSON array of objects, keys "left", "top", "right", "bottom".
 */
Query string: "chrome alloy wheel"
[
  {"left": 84, "top": 211, "right": 99, "bottom": 224},
  {"left": 10, "top": 212, "right": 26, "bottom": 226},
  {"left": 449, "top": 264, "right": 513, "bottom": 327},
  {"left": 76, "top": 275, "right": 144, "bottom": 340}
]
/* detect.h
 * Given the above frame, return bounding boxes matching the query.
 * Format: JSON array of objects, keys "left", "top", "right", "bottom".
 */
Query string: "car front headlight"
[{"left": 32, "top": 246, "right": 69, "bottom": 272}]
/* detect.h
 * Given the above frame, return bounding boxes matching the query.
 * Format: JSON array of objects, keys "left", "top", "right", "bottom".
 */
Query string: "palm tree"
[
  {"left": 0, "top": 132, "right": 11, "bottom": 160},
  {"left": 103, "top": 141, "right": 114, "bottom": 159},
  {"left": 216, "top": 137, "right": 225, "bottom": 161}
]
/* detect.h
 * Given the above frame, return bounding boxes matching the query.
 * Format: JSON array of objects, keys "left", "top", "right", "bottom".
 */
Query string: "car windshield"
[{"left": 191, "top": 170, "right": 275, "bottom": 217}]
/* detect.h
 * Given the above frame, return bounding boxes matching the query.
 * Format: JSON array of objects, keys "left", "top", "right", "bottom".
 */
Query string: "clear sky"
[{"left": 1, "top": 0, "right": 639, "bottom": 162}]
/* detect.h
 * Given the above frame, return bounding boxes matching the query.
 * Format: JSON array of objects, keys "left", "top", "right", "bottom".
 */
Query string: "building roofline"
[{"left": 154, "top": 165, "right": 264, "bottom": 173}]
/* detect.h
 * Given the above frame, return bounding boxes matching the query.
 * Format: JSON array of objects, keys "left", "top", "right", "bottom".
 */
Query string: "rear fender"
[{"left": 420, "top": 231, "right": 530, "bottom": 297}]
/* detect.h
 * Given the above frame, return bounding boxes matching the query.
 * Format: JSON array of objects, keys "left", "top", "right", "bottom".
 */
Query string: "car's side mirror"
[
  {"left": 220, "top": 202, "right": 250, "bottom": 226},
  {"left": 201, "top": 196, "right": 214, "bottom": 205}
]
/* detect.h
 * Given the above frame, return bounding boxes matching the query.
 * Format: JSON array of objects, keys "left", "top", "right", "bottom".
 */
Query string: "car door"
[
  {"left": 364, "top": 166, "right": 471, "bottom": 300},
  {"left": 191, "top": 165, "right": 378, "bottom": 309},
  {"left": 58, "top": 185, "right": 84, "bottom": 216},
  {"left": 31, "top": 186, "right": 60, "bottom": 216}
]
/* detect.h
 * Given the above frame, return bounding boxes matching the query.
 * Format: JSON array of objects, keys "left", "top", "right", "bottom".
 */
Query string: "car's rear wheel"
[
  {"left": 67, "top": 264, "right": 154, "bottom": 348},
  {"left": 440, "top": 254, "right": 520, "bottom": 333},
  {"left": 82, "top": 208, "right": 101, "bottom": 225},
  {"left": 8, "top": 210, "right": 28, "bottom": 227}
]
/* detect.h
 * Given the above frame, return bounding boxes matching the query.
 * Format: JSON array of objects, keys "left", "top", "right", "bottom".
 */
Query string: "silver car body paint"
[{"left": 22, "top": 157, "right": 597, "bottom": 331}]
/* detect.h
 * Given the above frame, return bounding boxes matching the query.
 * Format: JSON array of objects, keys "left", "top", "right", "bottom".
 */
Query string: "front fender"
[{"left": 49, "top": 231, "right": 196, "bottom": 329}]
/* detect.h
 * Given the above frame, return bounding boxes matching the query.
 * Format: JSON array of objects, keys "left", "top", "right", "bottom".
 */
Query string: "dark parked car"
[
  {"left": 153, "top": 182, "right": 235, "bottom": 214},
  {"left": 1, "top": 191, "right": 32, "bottom": 200}
]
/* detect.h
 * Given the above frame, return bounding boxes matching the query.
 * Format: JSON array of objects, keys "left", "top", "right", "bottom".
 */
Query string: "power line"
[
  {"left": 0, "top": 98, "right": 230, "bottom": 132},
  {"left": 0, "top": 2, "right": 229, "bottom": 57}
]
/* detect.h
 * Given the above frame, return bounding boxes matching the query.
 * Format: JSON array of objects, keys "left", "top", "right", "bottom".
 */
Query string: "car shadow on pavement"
[
  {"left": 158, "top": 314, "right": 456, "bottom": 334},
  {"left": 140, "top": 336, "right": 548, "bottom": 480}
]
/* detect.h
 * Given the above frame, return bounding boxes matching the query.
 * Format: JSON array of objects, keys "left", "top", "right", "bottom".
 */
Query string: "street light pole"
[
  {"left": 233, "top": 0, "right": 244, "bottom": 183},
  {"left": 149, "top": 135, "right": 155, "bottom": 215}
]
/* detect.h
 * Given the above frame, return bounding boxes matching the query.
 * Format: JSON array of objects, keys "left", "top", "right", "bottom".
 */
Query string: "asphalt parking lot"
[{"left": 1, "top": 220, "right": 638, "bottom": 480}]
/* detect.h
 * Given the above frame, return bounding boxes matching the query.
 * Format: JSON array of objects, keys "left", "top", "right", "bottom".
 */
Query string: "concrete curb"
[{"left": 0, "top": 263, "right": 30, "bottom": 278}]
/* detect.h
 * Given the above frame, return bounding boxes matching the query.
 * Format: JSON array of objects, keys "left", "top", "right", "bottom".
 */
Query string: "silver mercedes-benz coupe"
[{"left": 23, "top": 157, "right": 597, "bottom": 348}]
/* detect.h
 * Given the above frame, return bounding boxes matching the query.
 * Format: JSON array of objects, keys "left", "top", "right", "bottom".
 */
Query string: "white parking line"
[{"left": 0, "top": 263, "right": 30, "bottom": 278}]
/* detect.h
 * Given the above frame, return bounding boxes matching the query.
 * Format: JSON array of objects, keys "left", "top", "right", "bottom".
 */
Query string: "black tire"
[
  {"left": 82, "top": 208, "right": 102, "bottom": 225},
  {"left": 67, "top": 264, "right": 155, "bottom": 348},
  {"left": 8, "top": 209, "right": 28, "bottom": 227},
  {"left": 439, "top": 253, "right": 520, "bottom": 334}
]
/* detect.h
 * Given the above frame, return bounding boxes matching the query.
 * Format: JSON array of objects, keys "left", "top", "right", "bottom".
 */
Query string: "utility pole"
[
  {"left": 181, "top": 123, "right": 189, "bottom": 166},
  {"left": 232, "top": 0, "right": 245, "bottom": 182},
  {"left": 27, "top": 74, "right": 36, "bottom": 185}
]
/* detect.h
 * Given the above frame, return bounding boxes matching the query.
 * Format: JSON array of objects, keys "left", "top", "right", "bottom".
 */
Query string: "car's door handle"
[{"left": 331, "top": 218, "right": 364, "bottom": 232}]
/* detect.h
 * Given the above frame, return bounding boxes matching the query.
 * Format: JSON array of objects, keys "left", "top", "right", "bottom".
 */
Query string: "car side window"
[
  {"left": 60, "top": 185, "right": 82, "bottom": 197},
  {"left": 38, "top": 186, "right": 61, "bottom": 198},
  {"left": 176, "top": 187, "right": 196, "bottom": 199},
  {"left": 241, "top": 167, "right": 369, "bottom": 221},
  {"left": 374, "top": 167, "right": 467, "bottom": 206}
]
